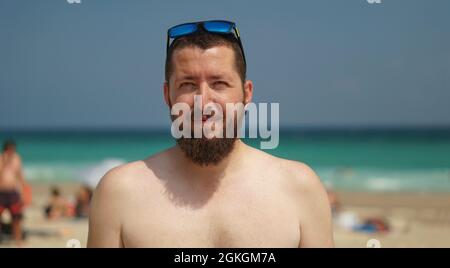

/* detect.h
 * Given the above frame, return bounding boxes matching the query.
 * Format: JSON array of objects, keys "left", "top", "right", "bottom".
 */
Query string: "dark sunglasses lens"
[
  {"left": 203, "top": 21, "right": 233, "bottom": 33},
  {"left": 169, "top": 23, "right": 197, "bottom": 38}
]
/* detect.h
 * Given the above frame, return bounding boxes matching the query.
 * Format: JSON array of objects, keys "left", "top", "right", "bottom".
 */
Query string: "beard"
[
  {"left": 171, "top": 108, "right": 241, "bottom": 166},
  {"left": 176, "top": 136, "right": 237, "bottom": 166},
  {"left": 170, "top": 96, "right": 243, "bottom": 166}
]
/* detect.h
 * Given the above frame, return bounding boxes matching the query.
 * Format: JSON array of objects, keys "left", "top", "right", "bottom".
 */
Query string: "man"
[
  {"left": 88, "top": 20, "right": 334, "bottom": 248},
  {"left": 0, "top": 140, "right": 25, "bottom": 246}
]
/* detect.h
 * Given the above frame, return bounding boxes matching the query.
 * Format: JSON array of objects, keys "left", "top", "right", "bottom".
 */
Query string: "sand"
[
  {"left": 1, "top": 182, "right": 449, "bottom": 248},
  {"left": 334, "top": 192, "right": 450, "bottom": 248},
  {"left": 0, "top": 182, "right": 88, "bottom": 248}
]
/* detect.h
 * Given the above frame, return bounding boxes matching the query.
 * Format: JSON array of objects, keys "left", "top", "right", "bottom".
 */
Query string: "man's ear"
[
  {"left": 163, "top": 81, "right": 172, "bottom": 108},
  {"left": 243, "top": 80, "right": 253, "bottom": 105}
]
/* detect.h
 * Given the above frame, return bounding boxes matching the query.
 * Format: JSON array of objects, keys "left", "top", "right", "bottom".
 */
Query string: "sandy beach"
[
  {"left": 0, "top": 182, "right": 89, "bottom": 248},
  {"left": 334, "top": 192, "right": 450, "bottom": 248},
  {"left": 1, "top": 182, "right": 449, "bottom": 248}
]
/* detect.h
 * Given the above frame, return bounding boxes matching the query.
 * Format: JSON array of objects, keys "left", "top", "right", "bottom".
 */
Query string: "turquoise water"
[{"left": 2, "top": 129, "right": 450, "bottom": 192}]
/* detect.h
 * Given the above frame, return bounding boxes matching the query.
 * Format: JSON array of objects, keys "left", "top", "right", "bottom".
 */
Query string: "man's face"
[
  {"left": 164, "top": 45, "right": 253, "bottom": 165},
  {"left": 166, "top": 45, "right": 250, "bottom": 116},
  {"left": 4, "top": 145, "right": 15, "bottom": 155}
]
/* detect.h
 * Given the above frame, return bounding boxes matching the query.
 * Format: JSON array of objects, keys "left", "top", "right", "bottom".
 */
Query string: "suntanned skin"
[
  {"left": 0, "top": 145, "right": 25, "bottom": 246},
  {"left": 0, "top": 149, "right": 25, "bottom": 191},
  {"left": 87, "top": 45, "right": 334, "bottom": 248}
]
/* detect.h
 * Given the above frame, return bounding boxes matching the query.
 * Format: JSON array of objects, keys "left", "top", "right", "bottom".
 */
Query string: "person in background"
[
  {"left": 44, "top": 186, "right": 72, "bottom": 219},
  {"left": 0, "top": 140, "right": 26, "bottom": 246},
  {"left": 75, "top": 185, "right": 92, "bottom": 218},
  {"left": 326, "top": 188, "right": 341, "bottom": 217}
]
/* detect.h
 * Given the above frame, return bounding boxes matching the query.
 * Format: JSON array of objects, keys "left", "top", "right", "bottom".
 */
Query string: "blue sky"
[{"left": 1, "top": 0, "right": 449, "bottom": 129}]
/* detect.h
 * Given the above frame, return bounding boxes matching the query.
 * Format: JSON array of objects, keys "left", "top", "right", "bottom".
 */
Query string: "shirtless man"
[
  {"left": 88, "top": 20, "right": 334, "bottom": 248},
  {"left": 0, "top": 140, "right": 25, "bottom": 245}
]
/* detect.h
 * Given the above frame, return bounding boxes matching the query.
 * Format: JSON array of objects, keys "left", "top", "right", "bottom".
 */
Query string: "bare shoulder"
[
  {"left": 88, "top": 155, "right": 166, "bottom": 248},
  {"left": 89, "top": 150, "right": 171, "bottom": 230},
  {"left": 246, "top": 146, "right": 325, "bottom": 195},
  {"left": 280, "top": 159, "right": 326, "bottom": 196},
  {"left": 279, "top": 158, "right": 329, "bottom": 214},
  {"left": 258, "top": 151, "right": 333, "bottom": 246},
  {"left": 12, "top": 153, "right": 23, "bottom": 166},
  {"left": 95, "top": 161, "right": 142, "bottom": 194},
  {"left": 94, "top": 149, "right": 171, "bottom": 201},
  {"left": 13, "top": 153, "right": 22, "bottom": 161},
  {"left": 255, "top": 153, "right": 333, "bottom": 247}
]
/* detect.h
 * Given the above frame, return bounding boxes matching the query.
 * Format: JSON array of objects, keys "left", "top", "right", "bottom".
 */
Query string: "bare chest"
[{"left": 122, "top": 183, "right": 300, "bottom": 248}]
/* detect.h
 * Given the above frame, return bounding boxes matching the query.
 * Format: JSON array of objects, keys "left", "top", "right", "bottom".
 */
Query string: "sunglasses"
[{"left": 166, "top": 20, "right": 246, "bottom": 65}]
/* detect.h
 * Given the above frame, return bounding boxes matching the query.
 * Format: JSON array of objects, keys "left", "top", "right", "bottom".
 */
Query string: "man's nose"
[{"left": 195, "top": 82, "right": 213, "bottom": 108}]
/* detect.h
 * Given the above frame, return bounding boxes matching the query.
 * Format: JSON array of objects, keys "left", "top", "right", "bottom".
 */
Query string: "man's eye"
[
  {"left": 213, "top": 81, "right": 229, "bottom": 88},
  {"left": 179, "top": 82, "right": 196, "bottom": 90}
]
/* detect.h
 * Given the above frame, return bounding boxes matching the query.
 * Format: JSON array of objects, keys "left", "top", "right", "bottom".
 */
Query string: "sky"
[{"left": 0, "top": 0, "right": 449, "bottom": 130}]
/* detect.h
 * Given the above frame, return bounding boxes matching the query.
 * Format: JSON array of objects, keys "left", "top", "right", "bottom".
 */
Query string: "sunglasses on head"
[{"left": 166, "top": 20, "right": 246, "bottom": 65}]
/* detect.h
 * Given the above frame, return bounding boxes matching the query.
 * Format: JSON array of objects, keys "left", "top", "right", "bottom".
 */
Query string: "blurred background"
[{"left": 1, "top": 0, "right": 449, "bottom": 247}]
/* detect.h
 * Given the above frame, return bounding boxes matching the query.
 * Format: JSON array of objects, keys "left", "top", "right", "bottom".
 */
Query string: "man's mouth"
[
  {"left": 201, "top": 115, "right": 211, "bottom": 122},
  {"left": 191, "top": 114, "right": 214, "bottom": 123}
]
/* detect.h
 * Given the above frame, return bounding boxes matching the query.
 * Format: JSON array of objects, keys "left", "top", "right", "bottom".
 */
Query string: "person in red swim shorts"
[{"left": 0, "top": 140, "right": 26, "bottom": 246}]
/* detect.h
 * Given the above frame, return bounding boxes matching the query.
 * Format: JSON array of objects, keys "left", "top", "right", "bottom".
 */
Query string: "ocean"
[{"left": 2, "top": 128, "right": 450, "bottom": 192}]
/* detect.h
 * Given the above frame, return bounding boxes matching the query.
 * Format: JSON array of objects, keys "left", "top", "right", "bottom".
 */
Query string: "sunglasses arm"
[{"left": 166, "top": 32, "right": 170, "bottom": 55}]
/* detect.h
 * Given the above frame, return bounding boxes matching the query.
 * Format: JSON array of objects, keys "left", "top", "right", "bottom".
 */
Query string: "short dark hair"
[
  {"left": 165, "top": 30, "right": 246, "bottom": 84},
  {"left": 3, "top": 139, "right": 16, "bottom": 152}
]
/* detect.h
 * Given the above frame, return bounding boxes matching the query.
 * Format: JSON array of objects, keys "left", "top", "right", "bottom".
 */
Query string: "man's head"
[
  {"left": 2, "top": 139, "right": 16, "bottom": 154},
  {"left": 165, "top": 29, "right": 246, "bottom": 84},
  {"left": 163, "top": 23, "right": 253, "bottom": 166}
]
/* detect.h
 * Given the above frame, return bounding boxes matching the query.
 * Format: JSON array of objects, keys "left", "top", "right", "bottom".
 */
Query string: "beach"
[
  {"left": 1, "top": 182, "right": 449, "bottom": 248},
  {"left": 1, "top": 131, "right": 449, "bottom": 247},
  {"left": 2, "top": 0, "right": 450, "bottom": 251},
  {"left": 334, "top": 192, "right": 450, "bottom": 248},
  {"left": 0, "top": 182, "right": 88, "bottom": 248}
]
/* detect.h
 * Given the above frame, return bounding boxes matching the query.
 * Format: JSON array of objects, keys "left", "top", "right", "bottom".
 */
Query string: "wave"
[
  {"left": 24, "top": 158, "right": 125, "bottom": 187},
  {"left": 23, "top": 160, "right": 450, "bottom": 192},
  {"left": 317, "top": 167, "right": 450, "bottom": 192}
]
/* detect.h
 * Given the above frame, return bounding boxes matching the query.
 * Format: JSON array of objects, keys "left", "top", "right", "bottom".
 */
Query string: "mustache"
[{"left": 169, "top": 100, "right": 246, "bottom": 139}]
